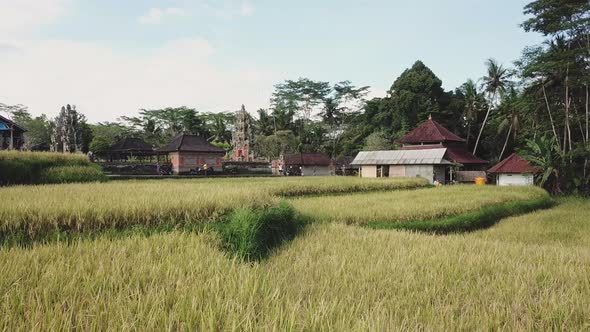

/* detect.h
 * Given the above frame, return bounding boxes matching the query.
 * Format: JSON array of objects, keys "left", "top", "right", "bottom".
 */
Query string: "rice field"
[
  {"left": 1, "top": 176, "right": 586, "bottom": 330},
  {"left": 1, "top": 198, "right": 589, "bottom": 330},
  {"left": 290, "top": 185, "right": 549, "bottom": 224},
  {"left": 0, "top": 177, "right": 426, "bottom": 240}
]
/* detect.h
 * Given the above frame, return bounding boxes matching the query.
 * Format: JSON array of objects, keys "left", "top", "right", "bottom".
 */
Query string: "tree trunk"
[
  {"left": 499, "top": 122, "right": 513, "bottom": 161},
  {"left": 542, "top": 84, "right": 560, "bottom": 148},
  {"left": 586, "top": 84, "right": 589, "bottom": 143},
  {"left": 473, "top": 91, "right": 496, "bottom": 155},
  {"left": 466, "top": 121, "right": 471, "bottom": 146},
  {"left": 585, "top": 85, "right": 589, "bottom": 179}
]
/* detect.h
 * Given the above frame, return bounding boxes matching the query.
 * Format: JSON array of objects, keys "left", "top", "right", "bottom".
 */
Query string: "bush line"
[{"left": 365, "top": 196, "right": 554, "bottom": 233}]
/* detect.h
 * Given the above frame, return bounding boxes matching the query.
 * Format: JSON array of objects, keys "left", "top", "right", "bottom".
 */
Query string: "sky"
[{"left": 0, "top": 0, "right": 543, "bottom": 123}]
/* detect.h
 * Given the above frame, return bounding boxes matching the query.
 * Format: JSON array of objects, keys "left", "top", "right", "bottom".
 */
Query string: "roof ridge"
[{"left": 178, "top": 133, "right": 185, "bottom": 151}]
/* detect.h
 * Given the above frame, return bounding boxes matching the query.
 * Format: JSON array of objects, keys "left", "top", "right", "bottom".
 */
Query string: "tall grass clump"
[
  {"left": 217, "top": 201, "right": 300, "bottom": 260},
  {"left": 0, "top": 150, "right": 96, "bottom": 185}
]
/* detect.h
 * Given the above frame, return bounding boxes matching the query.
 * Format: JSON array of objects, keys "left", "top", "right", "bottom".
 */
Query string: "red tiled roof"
[
  {"left": 401, "top": 144, "right": 487, "bottom": 165},
  {"left": 284, "top": 153, "right": 332, "bottom": 166},
  {"left": 157, "top": 134, "right": 226, "bottom": 153},
  {"left": 396, "top": 118, "right": 465, "bottom": 144},
  {"left": 445, "top": 147, "right": 488, "bottom": 165},
  {"left": 488, "top": 153, "right": 540, "bottom": 174}
]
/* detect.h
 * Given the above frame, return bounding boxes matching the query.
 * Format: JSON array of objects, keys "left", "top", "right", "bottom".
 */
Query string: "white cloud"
[
  {"left": 138, "top": 7, "right": 187, "bottom": 25},
  {"left": 0, "top": 0, "right": 73, "bottom": 37},
  {"left": 0, "top": 38, "right": 276, "bottom": 122},
  {"left": 240, "top": 2, "right": 255, "bottom": 17}
]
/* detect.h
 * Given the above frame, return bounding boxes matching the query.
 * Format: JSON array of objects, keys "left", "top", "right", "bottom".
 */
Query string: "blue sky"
[{"left": 0, "top": 0, "right": 542, "bottom": 122}]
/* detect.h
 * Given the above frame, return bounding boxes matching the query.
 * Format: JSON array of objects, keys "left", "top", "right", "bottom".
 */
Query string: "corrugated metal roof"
[{"left": 351, "top": 148, "right": 452, "bottom": 165}]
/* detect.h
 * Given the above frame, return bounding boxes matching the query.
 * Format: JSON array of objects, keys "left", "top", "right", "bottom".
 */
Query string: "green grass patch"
[
  {"left": 366, "top": 195, "right": 554, "bottom": 233},
  {"left": 0, "top": 151, "right": 101, "bottom": 185},
  {"left": 40, "top": 165, "right": 108, "bottom": 184}
]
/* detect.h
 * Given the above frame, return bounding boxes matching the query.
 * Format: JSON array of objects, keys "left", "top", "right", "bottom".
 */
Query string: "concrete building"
[
  {"left": 158, "top": 134, "right": 226, "bottom": 174},
  {"left": 351, "top": 149, "right": 452, "bottom": 184},
  {"left": 488, "top": 153, "right": 538, "bottom": 186},
  {"left": 352, "top": 116, "right": 488, "bottom": 184},
  {"left": 395, "top": 116, "right": 488, "bottom": 182}
]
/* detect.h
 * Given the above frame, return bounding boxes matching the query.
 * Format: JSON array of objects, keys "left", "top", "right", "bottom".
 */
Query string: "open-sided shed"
[{"left": 0, "top": 115, "right": 26, "bottom": 150}]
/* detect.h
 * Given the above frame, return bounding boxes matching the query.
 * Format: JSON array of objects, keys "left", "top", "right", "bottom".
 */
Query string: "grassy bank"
[
  {"left": 0, "top": 151, "right": 104, "bottom": 185},
  {"left": 290, "top": 185, "right": 549, "bottom": 225},
  {"left": 2, "top": 199, "right": 589, "bottom": 330},
  {"left": 367, "top": 195, "right": 553, "bottom": 233}
]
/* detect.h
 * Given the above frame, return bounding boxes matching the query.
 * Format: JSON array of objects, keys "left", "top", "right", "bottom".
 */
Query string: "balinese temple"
[
  {"left": 0, "top": 114, "right": 26, "bottom": 150},
  {"left": 231, "top": 105, "right": 254, "bottom": 162},
  {"left": 157, "top": 134, "right": 226, "bottom": 174},
  {"left": 352, "top": 116, "right": 487, "bottom": 184}
]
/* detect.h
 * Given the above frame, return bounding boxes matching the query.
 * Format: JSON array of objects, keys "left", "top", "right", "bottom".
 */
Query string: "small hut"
[
  {"left": 281, "top": 153, "right": 333, "bottom": 176},
  {"left": 488, "top": 153, "right": 539, "bottom": 186},
  {"left": 157, "top": 134, "right": 226, "bottom": 174},
  {"left": 0, "top": 115, "right": 26, "bottom": 150},
  {"left": 108, "top": 137, "right": 155, "bottom": 161}
]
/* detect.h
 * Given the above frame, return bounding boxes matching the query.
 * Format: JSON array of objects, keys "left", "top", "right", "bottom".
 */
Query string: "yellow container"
[{"left": 475, "top": 177, "right": 486, "bottom": 186}]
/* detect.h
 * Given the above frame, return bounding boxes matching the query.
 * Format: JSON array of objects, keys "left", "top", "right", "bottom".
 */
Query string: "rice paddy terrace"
[{"left": 1, "top": 176, "right": 588, "bottom": 330}]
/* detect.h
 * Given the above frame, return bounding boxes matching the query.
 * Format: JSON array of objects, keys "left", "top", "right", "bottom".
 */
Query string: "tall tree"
[
  {"left": 51, "top": 104, "right": 87, "bottom": 153},
  {"left": 459, "top": 79, "right": 483, "bottom": 146},
  {"left": 473, "top": 59, "right": 511, "bottom": 155},
  {"left": 497, "top": 87, "right": 522, "bottom": 160},
  {"left": 388, "top": 61, "right": 448, "bottom": 130}
]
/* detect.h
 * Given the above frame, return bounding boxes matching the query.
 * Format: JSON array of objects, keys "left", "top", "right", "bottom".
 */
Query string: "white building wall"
[
  {"left": 361, "top": 165, "right": 377, "bottom": 178},
  {"left": 405, "top": 165, "right": 435, "bottom": 184},
  {"left": 389, "top": 165, "right": 406, "bottom": 177},
  {"left": 497, "top": 174, "right": 534, "bottom": 186}
]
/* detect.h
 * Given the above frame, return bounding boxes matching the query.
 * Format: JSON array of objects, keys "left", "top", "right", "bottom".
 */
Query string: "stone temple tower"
[{"left": 231, "top": 105, "right": 254, "bottom": 161}]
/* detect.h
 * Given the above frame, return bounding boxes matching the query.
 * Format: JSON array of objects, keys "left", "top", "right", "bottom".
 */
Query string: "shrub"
[
  {"left": 218, "top": 201, "right": 300, "bottom": 260},
  {"left": 40, "top": 165, "right": 108, "bottom": 184}
]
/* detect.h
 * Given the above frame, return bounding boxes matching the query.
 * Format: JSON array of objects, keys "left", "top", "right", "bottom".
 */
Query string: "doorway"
[{"left": 377, "top": 165, "right": 389, "bottom": 178}]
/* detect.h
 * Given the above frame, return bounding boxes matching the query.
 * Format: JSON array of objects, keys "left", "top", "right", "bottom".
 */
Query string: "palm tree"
[
  {"left": 473, "top": 59, "right": 511, "bottom": 155},
  {"left": 460, "top": 79, "right": 479, "bottom": 145},
  {"left": 497, "top": 87, "right": 520, "bottom": 160}
]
